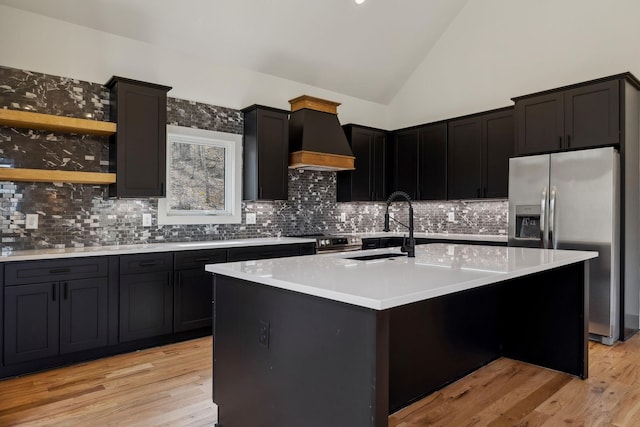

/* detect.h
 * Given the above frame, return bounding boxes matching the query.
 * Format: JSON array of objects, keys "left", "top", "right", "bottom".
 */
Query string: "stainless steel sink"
[{"left": 344, "top": 252, "right": 404, "bottom": 261}]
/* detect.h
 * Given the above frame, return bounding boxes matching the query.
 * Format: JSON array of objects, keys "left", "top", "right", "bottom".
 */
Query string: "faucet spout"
[{"left": 383, "top": 191, "right": 415, "bottom": 257}]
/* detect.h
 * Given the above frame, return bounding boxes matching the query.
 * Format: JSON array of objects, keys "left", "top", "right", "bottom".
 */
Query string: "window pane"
[{"left": 169, "top": 142, "right": 226, "bottom": 211}]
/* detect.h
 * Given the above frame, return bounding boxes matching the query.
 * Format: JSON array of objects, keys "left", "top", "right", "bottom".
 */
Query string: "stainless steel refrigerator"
[{"left": 508, "top": 147, "right": 620, "bottom": 345}]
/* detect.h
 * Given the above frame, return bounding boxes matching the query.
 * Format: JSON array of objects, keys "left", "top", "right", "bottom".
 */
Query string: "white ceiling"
[{"left": 0, "top": 0, "right": 468, "bottom": 104}]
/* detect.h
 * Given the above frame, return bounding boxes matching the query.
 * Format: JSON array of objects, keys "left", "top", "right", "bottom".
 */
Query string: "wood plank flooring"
[{"left": 1, "top": 334, "right": 640, "bottom": 426}]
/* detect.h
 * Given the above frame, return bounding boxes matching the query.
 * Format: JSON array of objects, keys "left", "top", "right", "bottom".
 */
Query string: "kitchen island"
[{"left": 206, "top": 243, "right": 596, "bottom": 427}]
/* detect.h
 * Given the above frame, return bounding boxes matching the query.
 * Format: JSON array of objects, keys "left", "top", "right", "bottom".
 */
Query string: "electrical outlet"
[
  {"left": 259, "top": 320, "right": 270, "bottom": 348},
  {"left": 340, "top": 212, "right": 346, "bottom": 222},
  {"left": 246, "top": 212, "right": 257, "bottom": 225},
  {"left": 447, "top": 212, "right": 455, "bottom": 222},
  {"left": 142, "top": 213, "right": 152, "bottom": 227},
  {"left": 25, "top": 214, "right": 38, "bottom": 229}
]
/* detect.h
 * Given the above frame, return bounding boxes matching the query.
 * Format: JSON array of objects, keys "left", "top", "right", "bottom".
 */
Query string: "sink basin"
[{"left": 344, "top": 253, "right": 404, "bottom": 261}]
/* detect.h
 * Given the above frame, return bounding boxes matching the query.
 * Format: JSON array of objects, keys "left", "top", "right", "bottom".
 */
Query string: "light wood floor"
[{"left": 1, "top": 334, "right": 640, "bottom": 426}]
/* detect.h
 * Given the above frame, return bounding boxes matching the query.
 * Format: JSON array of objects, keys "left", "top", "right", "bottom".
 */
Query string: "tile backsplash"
[{"left": 0, "top": 65, "right": 507, "bottom": 252}]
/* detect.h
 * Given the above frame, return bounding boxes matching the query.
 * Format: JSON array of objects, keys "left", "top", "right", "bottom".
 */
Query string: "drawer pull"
[
  {"left": 50, "top": 268, "right": 71, "bottom": 274},
  {"left": 139, "top": 261, "right": 158, "bottom": 267},
  {"left": 194, "top": 257, "right": 211, "bottom": 262}
]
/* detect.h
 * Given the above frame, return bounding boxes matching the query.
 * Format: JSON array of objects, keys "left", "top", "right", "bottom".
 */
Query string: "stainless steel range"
[{"left": 295, "top": 234, "right": 362, "bottom": 253}]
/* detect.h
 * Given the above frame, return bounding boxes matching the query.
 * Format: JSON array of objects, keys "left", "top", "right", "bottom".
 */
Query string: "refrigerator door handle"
[
  {"left": 549, "top": 186, "right": 557, "bottom": 249},
  {"left": 541, "top": 187, "right": 547, "bottom": 248}
]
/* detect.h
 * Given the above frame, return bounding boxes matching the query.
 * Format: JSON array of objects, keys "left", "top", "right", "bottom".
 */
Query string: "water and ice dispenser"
[{"left": 514, "top": 205, "right": 542, "bottom": 241}]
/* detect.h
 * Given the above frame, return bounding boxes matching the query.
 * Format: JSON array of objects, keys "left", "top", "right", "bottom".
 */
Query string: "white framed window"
[{"left": 158, "top": 125, "right": 242, "bottom": 225}]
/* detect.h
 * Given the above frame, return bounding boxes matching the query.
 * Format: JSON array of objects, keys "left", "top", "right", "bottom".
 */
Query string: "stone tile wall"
[{"left": 0, "top": 65, "right": 507, "bottom": 252}]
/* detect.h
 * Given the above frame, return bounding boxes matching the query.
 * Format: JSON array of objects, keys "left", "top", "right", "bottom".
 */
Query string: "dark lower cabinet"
[
  {"left": 4, "top": 276, "right": 108, "bottom": 365},
  {"left": 59, "top": 278, "right": 108, "bottom": 354},
  {"left": 174, "top": 249, "right": 227, "bottom": 332},
  {"left": 119, "top": 258, "right": 173, "bottom": 342},
  {"left": 4, "top": 282, "right": 59, "bottom": 364},
  {"left": 174, "top": 269, "right": 213, "bottom": 332},
  {"left": 1, "top": 242, "right": 316, "bottom": 378}
]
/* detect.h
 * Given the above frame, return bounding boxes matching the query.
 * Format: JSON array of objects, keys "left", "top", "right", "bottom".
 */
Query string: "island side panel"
[
  {"left": 213, "top": 275, "right": 389, "bottom": 427},
  {"left": 499, "top": 261, "right": 589, "bottom": 378},
  {"left": 388, "top": 284, "right": 502, "bottom": 413}
]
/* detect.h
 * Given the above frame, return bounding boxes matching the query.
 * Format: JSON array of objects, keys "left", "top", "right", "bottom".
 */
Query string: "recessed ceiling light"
[{"left": 355, "top": 0, "right": 366, "bottom": 4}]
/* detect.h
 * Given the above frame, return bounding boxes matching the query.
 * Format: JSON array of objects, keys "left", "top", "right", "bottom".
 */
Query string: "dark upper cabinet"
[
  {"left": 337, "top": 125, "right": 388, "bottom": 202},
  {"left": 418, "top": 123, "right": 447, "bottom": 200},
  {"left": 106, "top": 76, "right": 172, "bottom": 198},
  {"left": 483, "top": 109, "right": 514, "bottom": 198},
  {"left": 564, "top": 81, "right": 619, "bottom": 149},
  {"left": 448, "top": 107, "right": 514, "bottom": 200},
  {"left": 242, "top": 105, "right": 289, "bottom": 200},
  {"left": 514, "top": 79, "right": 620, "bottom": 155},
  {"left": 392, "top": 123, "right": 447, "bottom": 201},
  {"left": 448, "top": 116, "right": 483, "bottom": 199},
  {"left": 391, "top": 128, "right": 419, "bottom": 200}
]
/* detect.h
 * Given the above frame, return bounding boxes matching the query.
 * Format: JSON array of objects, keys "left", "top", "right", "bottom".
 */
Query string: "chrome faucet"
[{"left": 383, "top": 191, "right": 415, "bottom": 257}]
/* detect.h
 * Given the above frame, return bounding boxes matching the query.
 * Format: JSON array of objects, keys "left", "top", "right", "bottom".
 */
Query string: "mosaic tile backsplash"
[{"left": 0, "top": 65, "right": 508, "bottom": 251}]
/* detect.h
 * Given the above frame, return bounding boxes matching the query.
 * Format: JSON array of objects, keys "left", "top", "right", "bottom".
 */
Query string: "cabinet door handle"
[
  {"left": 484, "top": 188, "right": 487, "bottom": 197},
  {"left": 477, "top": 188, "right": 481, "bottom": 198},
  {"left": 558, "top": 136, "right": 563, "bottom": 148},
  {"left": 567, "top": 135, "right": 571, "bottom": 148},
  {"left": 50, "top": 268, "right": 70, "bottom": 274},
  {"left": 52, "top": 283, "right": 57, "bottom": 301},
  {"left": 63, "top": 282, "right": 68, "bottom": 300}
]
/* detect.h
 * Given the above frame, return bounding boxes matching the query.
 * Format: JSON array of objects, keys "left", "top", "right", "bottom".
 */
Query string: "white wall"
[
  {"left": 3, "top": 2, "right": 640, "bottom": 132},
  {"left": 388, "top": 0, "right": 640, "bottom": 129},
  {"left": 0, "top": 5, "right": 388, "bottom": 128}
]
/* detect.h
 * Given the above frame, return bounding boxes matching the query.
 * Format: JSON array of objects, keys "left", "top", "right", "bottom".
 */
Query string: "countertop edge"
[{"left": 0, "top": 237, "right": 317, "bottom": 263}]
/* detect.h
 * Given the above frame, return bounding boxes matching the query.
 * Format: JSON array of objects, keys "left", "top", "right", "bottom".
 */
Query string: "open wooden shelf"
[
  {"left": 0, "top": 168, "right": 116, "bottom": 185},
  {"left": 0, "top": 109, "right": 116, "bottom": 136}
]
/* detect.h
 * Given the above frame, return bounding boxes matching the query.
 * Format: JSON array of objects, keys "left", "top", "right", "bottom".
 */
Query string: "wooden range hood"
[{"left": 288, "top": 95, "right": 355, "bottom": 171}]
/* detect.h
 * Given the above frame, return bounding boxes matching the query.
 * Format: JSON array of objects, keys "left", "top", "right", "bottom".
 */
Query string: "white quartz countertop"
[
  {"left": 206, "top": 243, "right": 596, "bottom": 310},
  {"left": 356, "top": 232, "right": 507, "bottom": 243},
  {"left": 0, "top": 237, "right": 317, "bottom": 262}
]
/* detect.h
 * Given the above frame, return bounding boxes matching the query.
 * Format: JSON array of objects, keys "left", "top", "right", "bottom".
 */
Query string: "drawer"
[
  {"left": 174, "top": 249, "right": 227, "bottom": 270},
  {"left": 361, "top": 239, "right": 380, "bottom": 250},
  {"left": 227, "top": 244, "right": 302, "bottom": 262},
  {"left": 120, "top": 252, "right": 173, "bottom": 274},
  {"left": 5, "top": 257, "right": 109, "bottom": 286}
]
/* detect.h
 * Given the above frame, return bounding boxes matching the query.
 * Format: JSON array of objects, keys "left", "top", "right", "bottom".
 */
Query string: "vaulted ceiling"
[{"left": 0, "top": 0, "right": 469, "bottom": 104}]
